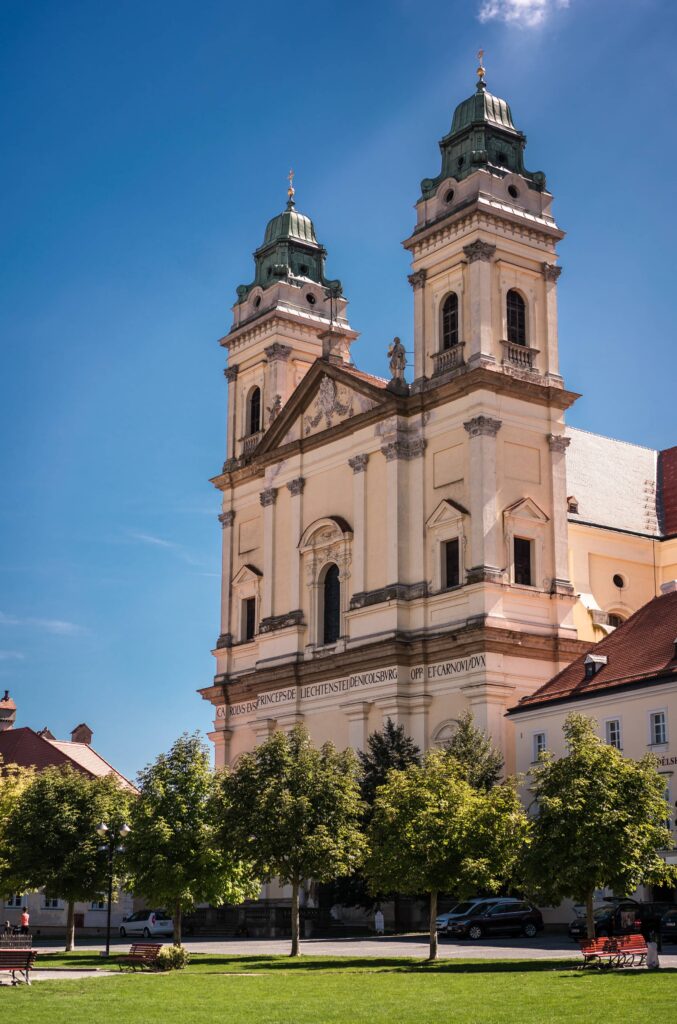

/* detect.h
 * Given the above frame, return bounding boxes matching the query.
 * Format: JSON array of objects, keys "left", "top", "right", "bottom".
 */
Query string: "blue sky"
[{"left": 1, "top": 0, "right": 675, "bottom": 781}]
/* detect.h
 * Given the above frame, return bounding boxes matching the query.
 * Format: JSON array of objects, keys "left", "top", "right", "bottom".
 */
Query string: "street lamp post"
[{"left": 96, "top": 821, "right": 131, "bottom": 957}]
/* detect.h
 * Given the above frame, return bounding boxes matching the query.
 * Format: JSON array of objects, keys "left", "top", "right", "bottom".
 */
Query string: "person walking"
[
  {"left": 20, "top": 907, "right": 29, "bottom": 935},
  {"left": 374, "top": 907, "right": 385, "bottom": 935}
]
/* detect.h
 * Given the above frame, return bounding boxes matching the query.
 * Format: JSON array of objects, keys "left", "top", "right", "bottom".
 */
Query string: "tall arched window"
[
  {"left": 441, "top": 293, "right": 459, "bottom": 350},
  {"left": 322, "top": 563, "right": 341, "bottom": 645},
  {"left": 247, "top": 387, "right": 261, "bottom": 435},
  {"left": 506, "top": 290, "right": 527, "bottom": 345}
]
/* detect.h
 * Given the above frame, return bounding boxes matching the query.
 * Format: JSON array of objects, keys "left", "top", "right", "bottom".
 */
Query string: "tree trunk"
[
  {"left": 290, "top": 879, "right": 300, "bottom": 957},
  {"left": 174, "top": 900, "right": 182, "bottom": 947},
  {"left": 429, "top": 890, "right": 438, "bottom": 961},
  {"left": 65, "top": 899, "right": 75, "bottom": 952},
  {"left": 585, "top": 891, "right": 595, "bottom": 941}
]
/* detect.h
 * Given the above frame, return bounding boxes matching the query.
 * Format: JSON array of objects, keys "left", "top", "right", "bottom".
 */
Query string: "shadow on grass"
[{"left": 184, "top": 955, "right": 583, "bottom": 975}]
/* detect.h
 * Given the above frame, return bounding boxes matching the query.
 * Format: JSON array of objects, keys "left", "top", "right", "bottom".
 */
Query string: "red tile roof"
[
  {"left": 659, "top": 446, "right": 677, "bottom": 537},
  {"left": 509, "top": 589, "right": 677, "bottom": 713},
  {"left": 0, "top": 727, "right": 136, "bottom": 791}
]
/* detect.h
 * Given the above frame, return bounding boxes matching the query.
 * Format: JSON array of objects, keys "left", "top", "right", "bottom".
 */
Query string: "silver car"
[{"left": 119, "top": 909, "right": 174, "bottom": 938}]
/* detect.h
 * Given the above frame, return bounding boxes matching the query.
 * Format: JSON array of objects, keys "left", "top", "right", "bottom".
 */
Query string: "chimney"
[
  {"left": 0, "top": 690, "right": 17, "bottom": 732},
  {"left": 71, "top": 723, "right": 93, "bottom": 744}
]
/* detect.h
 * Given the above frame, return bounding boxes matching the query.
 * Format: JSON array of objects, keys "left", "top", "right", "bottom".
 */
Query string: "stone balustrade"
[{"left": 431, "top": 342, "right": 465, "bottom": 376}]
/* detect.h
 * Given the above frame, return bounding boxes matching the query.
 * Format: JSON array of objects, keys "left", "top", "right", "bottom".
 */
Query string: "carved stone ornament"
[
  {"left": 287, "top": 477, "right": 305, "bottom": 496},
  {"left": 218, "top": 510, "right": 236, "bottom": 528},
  {"left": 267, "top": 394, "right": 282, "bottom": 424},
  {"left": 407, "top": 269, "right": 427, "bottom": 290},
  {"left": 542, "top": 263, "right": 563, "bottom": 282},
  {"left": 264, "top": 343, "right": 292, "bottom": 362},
  {"left": 304, "top": 376, "right": 354, "bottom": 435},
  {"left": 463, "top": 240, "right": 496, "bottom": 263},
  {"left": 463, "top": 415, "right": 502, "bottom": 438},
  {"left": 348, "top": 453, "right": 369, "bottom": 474},
  {"left": 223, "top": 364, "right": 239, "bottom": 382},
  {"left": 259, "top": 487, "right": 278, "bottom": 507},
  {"left": 381, "top": 438, "right": 427, "bottom": 461},
  {"left": 548, "top": 433, "right": 571, "bottom": 453}
]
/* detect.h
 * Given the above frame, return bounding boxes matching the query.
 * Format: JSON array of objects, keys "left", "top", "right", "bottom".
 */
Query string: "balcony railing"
[
  {"left": 500, "top": 339, "right": 539, "bottom": 372},
  {"left": 431, "top": 342, "right": 465, "bottom": 376},
  {"left": 241, "top": 431, "right": 264, "bottom": 456}
]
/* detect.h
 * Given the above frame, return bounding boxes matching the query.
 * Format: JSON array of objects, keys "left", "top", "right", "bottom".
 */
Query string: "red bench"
[
  {"left": 0, "top": 948, "right": 37, "bottom": 985},
  {"left": 579, "top": 933, "right": 648, "bottom": 968},
  {"left": 118, "top": 942, "right": 162, "bottom": 971}
]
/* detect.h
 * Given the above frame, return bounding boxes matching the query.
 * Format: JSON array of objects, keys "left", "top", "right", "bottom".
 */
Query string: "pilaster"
[
  {"left": 264, "top": 343, "right": 292, "bottom": 416},
  {"left": 408, "top": 269, "right": 427, "bottom": 380},
  {"left": 348, "top": 455, "right": 369, "bottom": 595},
  {"left": 207, "top": 727, "right": 232, "bottom": 769},
  {"left": 218, "top": 510, "right": 236, "bottom": 640},
  {"left": 260, "top": 487, "right": 277, "bottom": 619},
  {"left": 542, "top": 263, "right": 563, "bottom": 383},
  {"left": 287, "top": 477, "right": 305, "bottom": 610},
  {"left": 547, "top": 433, "right": 574, "bottom": 594},
  {"left": 463, "top": 416, "right": 502, "bottom": 582},
  {"left": 463, "top": 241, "right": 496, "bottom": 368},
  {"left": 224, "top": 364, "right": 239, "bottom": 460},
  {"left": 341, "top": 700, "right": 372, "bottom": 751}
]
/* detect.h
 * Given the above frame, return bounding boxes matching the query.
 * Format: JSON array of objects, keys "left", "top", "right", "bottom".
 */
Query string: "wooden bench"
[
  {"left": 579, "top": 934, "right": 648, "bottom": 968},
  {"left": 118, "top": 942, "right": 163, "bottom": 971},
  {"left": 0, "top": 948, "right": 37, "bottom": 985}
]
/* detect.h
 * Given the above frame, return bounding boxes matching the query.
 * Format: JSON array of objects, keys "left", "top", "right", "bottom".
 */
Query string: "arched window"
[
  {"left": 441, "top": 293, "right": 459, "bottom": 350},
  {"left": 247, "top": 387, "right": 261, "bottom": 435},
  {"left": 322, "top": 564, "right": 341, "bottom": 645},
  {"left": 506, "top": 290, "right": 527, "bottom": 345}
]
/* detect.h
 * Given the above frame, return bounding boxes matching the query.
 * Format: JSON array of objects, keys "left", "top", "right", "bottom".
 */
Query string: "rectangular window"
[
  {"left": 242, "top": 598, "right": 256, "bottom": 642},
  {"left": 605, "top": 719, "right": 622, "bottom": 749},
  {"left": 650, "top": 711, "right": 667, "bottom": 746},
  {"left": 443, "top": 538, "right": 460, "bottom": 589},
  {"left": 514, "top": 537, "right": 533, "bottom": 586},
  {"left": 532, "top": 732, "right": 546, "bottom": 761},
  {"left": 43, "top": 897, "right": 60, "bottom": 909},
  {"left": 91, "top": 899, "right": 107, "bottom": 911},
  {"left": 5, "top": 895, "right": 24, "bottom": 908}
]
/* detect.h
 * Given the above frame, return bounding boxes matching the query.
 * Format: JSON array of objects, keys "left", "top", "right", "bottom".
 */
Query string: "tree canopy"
[
  {"left": 443, "top": 710, "right": 504, "bottom": 791},
  {"left": 125, "top": 732, "right": 259, "bottom": 946},
  {"left": 359, "top": 718, "right": 420, "bottom": 807},
  {"left": 365, "top": 749, "right": 529, "bottom": 959},
  {"left": 522, "top": 713, "right": 677, "bottom": 938},
  {"left": 218, "top": 725, "right": 365, "bottom": 955}
]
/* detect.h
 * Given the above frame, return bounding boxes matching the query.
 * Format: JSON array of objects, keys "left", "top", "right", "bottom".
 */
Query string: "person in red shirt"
[{"left": 20, "top": 908, "right": 29, "bottom": 934}]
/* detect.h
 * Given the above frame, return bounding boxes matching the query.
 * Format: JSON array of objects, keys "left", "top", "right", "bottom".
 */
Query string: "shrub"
[{"left": 156, "top": 945, "right": 190, "bottom": 971}]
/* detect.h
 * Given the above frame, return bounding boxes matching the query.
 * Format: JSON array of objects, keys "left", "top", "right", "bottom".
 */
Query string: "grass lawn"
[{"left": 8, "top": 953, "right": 677, "bottom": 1023}]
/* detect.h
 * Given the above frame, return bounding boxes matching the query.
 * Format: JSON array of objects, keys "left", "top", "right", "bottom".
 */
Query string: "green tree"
[
  {"left": 359, "top": 718, "right": 421, "bottom": 807},
  {"left": 444, "top": 710, "right": 504, "bottom": 791},
  {"left": 0, "top": 758, "right": 33, "bottom": 877},
  {"left": 124, "top": 732, "right": 259, "bottom": 946},
  {"left": 1, "top": 765, "right": 130, "bottom": 950},
  {"left": 218, "top": 725, "right": 365, "bottom": 956},
  {"left": 365, "top": 750, "right": 529, "bottom": 960},
  {"left": 522, "top": 713, "right": 676, "bottom": 939}
]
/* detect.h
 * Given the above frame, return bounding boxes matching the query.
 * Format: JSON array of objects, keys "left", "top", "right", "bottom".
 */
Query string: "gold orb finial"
[
  {"left": 287, "top": 168, "right": 295, "bottom": 207},
  {"left": 477, "top": 48, "right": 486, "bottom": 83}
]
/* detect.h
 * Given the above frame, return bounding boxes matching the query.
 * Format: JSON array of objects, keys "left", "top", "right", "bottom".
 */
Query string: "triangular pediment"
[
  {"left": 503, "top": 497, "right": 549, "bottom": 523},
  {"left": 254, "top": 360, "right": 391, "bottom": 458},
  {"left": 232, "top": 563, "right": 263, "bottom": 586},
  {"left": 426, "top": 498, "right": 469, "bottom": 528}
]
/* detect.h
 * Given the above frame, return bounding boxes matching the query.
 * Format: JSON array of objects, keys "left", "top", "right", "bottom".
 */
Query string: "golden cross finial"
[
  {"left": 287, "top": 168, "right": 295, "bottom": 205},
  {"left": 477, "top": 48, "right": 486, "bottom": 82}
]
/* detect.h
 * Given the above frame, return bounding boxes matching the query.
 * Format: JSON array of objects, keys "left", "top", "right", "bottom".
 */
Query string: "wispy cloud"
[
  {"left": 126, "top": 531, "right": 203, "bottom": 567},
  {"left": 0, "top": 612, "right": 85, "bottom": 636},
  {"left": 478, "top": 0, "right": 570, "bottom": 27},
  {"left": 0, "top": 650, "right": 25, "bottom": 661}
]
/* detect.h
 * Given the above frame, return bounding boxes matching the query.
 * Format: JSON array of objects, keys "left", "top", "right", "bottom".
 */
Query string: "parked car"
[
  {"left": 448, "top": 901, "right": 543, "bottom": 939},
  {"left": 119, "top": 910, "right": 174, "bottom": 938},
  {"left": 660, "top": 909, "right": 677, "bottom": 943},
  {"left": 435, "top": 898, "right": 520, "bottom": 932},
  {"left": 568, "top": 901, "right": 676, "bottom": 941}
]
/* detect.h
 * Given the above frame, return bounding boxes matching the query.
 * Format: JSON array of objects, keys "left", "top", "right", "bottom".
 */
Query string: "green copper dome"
[
  {"left": 420, "top": 78, "right": 546, "bottom": 200},
  {"left": 236, "top": 197, "right": 342, "bottom": 305}
]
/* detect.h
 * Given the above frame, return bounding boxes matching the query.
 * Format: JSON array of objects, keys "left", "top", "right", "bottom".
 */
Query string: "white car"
[
  {"left": 119, "top": 910, "right": 174, "bottom": 938},
  {"left": 436, "top": 898, "right": 520, "bottom": 932}
]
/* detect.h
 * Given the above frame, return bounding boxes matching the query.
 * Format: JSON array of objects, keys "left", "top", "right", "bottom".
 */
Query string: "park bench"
[
  {"left": 118, "top": 942, "right": 163, "bottom": 971},
  {"left": 0, "top": 948, "right": 37, "bottom": 985},
  {"left": 579, "top": 934, "right": 648, "bottom": 968}
]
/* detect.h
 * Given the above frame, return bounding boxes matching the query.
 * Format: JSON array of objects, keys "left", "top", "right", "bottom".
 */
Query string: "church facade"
[{"left": 199, "top": 66, "right": 677, "bottom": 773}]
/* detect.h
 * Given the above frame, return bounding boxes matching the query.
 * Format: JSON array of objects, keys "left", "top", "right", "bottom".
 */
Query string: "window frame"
[
  {"left": 442, "top": 537, "right": 461, "bottom": 590},
  {"left": 5, "top": 894, "right": 24, "bottom": 909},
  {"left": 440, "top": 292, "right": 460, "bottom": 351},
  {"left": 649, "top": 710, "right": 668, "bottom": 747},
  {"left": 242, "top": 596, "right": 257, "bottom": 643},
  {"left": 513, "top": 536, "right": 533, "bottom": 587},
  {"left": 320, "top": 562, "right": 341, "bottom": 646},
  {"left": 506, "top": 288, "right": 527, "bottom": 346},
  {"left": 532, "top": 732, "right": 546, "bottom": 762},
  {"left": 246, "top": 386, "right": 262, "bottom": 436},
  {"left": 604, "top": 718, "right": 622, "bottom": 750}
]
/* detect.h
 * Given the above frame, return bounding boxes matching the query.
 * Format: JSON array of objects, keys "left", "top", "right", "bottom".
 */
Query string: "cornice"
[{"left": 403, "top": 203, "right": 564, "bottom": 258}]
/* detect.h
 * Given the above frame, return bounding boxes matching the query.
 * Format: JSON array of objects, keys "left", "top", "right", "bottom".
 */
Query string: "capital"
[
  {"left": 407, "top": 269, "right": 427, "bottom": 290},
  {"left": 542, "top": 263, "right": 563, "bottom": 282},
  {"left": 548, "top": 433, "right": 571, "bottom": 453},
  {"left": 381, "top": 438, "right": 426, "bottom": 461},
  {"left": 259, "top": 487, "right": 278, "bottom": 507},
  {"left": 264, "top": 343, "right": 292, "bottom": 362},
  {"left": 223, "top": 364, "right": 239, "bottom": 382},
  {"left": 348, "top": 453, "right": 369, "bottom": 474},
  {"left": 463, "top": 415, "right": 502, "bottom": 438},
  {"left": 286, "top": 477, "right": 305, "bottom": 496},
  {"left": 463, "top": 240, "right": 496, "bottom": 263},
  {"left": 218, "top": 510, "right": 236, "bottom": 528}
]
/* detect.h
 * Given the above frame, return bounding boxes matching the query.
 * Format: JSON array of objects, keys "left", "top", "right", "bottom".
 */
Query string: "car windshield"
[
  {"left": 449, "top": 902, "right": 476, "bottom": 916},
  {"left": 593, "top": 908, "right": 612, "bottom": 920},
  {"left": 466, "top": 904, "right": 491, "bottom": 918}
]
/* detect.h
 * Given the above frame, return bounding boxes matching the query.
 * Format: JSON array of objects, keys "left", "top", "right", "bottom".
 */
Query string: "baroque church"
[{"left": 199, "top": 62, "right": 677, "bottom": 773}]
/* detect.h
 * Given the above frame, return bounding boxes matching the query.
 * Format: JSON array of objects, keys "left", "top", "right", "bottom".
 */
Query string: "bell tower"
[{"left": 221, "top": 173, "right": 357, "bottom": 466}]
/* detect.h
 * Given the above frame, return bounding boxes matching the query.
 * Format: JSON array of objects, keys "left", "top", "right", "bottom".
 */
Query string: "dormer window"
[
  {"left": 507, "top": 289, "right": 527, "bottom": 345},
  {"left": 584, "top": 653, "right": 608, "bottom": 680},
  {"left": 441, "top": 293, "right": 459, "bottom": 350}
]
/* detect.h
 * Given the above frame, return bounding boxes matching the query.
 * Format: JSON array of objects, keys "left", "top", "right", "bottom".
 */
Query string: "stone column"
[
  {"left": 264, "top": 343, "right": 292, "bottom": 421},
  {"left": 224, "top": 364, "right": 239, "bottom": 460},
  {"left": 408, "top": 269, "right": 427, "bottom": 381},
  {"left": 405, "top": 693, "right": 433, "bottom": 751},
  {"left": 381, "top": 439, "right": 426, "bottom": 588},
  {"left": 286, "top": 477, "right": 305, "bottom": 612},
  {"left": 218, "top": 510, "right": 235, "bottom": 642},
  {"left": 341, "top": 700, "right": 372, "bottom": 751},
  {"left": 463, "top": 241, "right": 496, "bottom": 368},
  {"left": 547, "top": 434, "right": 574, "bottom": 593},
  {"left": 407, "top": 438, "right": 425, "bottom": 586},
  {"left": 463, "top": 416, "right": 502, "bottom": 582},
  {"left": 348, "top": 454, "right": 369, "bottom": 595},
  {"left": 260, "top": 487, "right": 277, "bottom": 620},
  {"left": 542, "top": 264, "right": 563, "bottom": 384}
]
